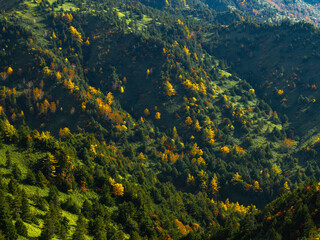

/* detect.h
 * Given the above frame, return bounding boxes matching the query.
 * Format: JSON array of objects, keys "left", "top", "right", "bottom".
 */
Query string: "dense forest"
[{"left": 1, "top": 0, "right": 320, "bottom": 239}]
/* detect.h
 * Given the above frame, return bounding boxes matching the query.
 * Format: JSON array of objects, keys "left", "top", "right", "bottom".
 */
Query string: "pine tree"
[
  {"left": 72, "top": 214, "right": 87, "bottom": 240},
  {"left": 15, "top": 218, "right": 28, "bottom": 237},
  {"left": 11, "top": 195, "right": 22, "bottom": 220},
  {"left": 5, "top": 150, "right": 12, "bottom": 168},
  {"left": 40, "top": 212, "right": 55, "bottom": 240},
  {"left": 8, "top": 177, "right": 19, "bottom": 195},
  {"left": 40, "top": 201, "right": 60, "bottom": 240},
  {"left": 82, "top": 200, "right": 93, "bottom": 219},
  {"left": 0, "top": 191, "right": 18, "bottom": 240},
  {"left": 25, "top": 169, "right": 36, "bottom": 185},
  {"left": 93, "top": 216, "right": 107, "bottom": 240},
  {"left": 0, "top": 231, "right": 5, "bottom": 240},
  {"left": 12, "top": 163, "right": 22, "bottom": 182},
  {"left": 21, "top": 190, "right": 32, "bottom": 223},
  {"left": 59, "top": 216, "right": 70, "bottom": 239}
]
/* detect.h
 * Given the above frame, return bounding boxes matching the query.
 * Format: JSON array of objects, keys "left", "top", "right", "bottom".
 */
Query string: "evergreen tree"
[
  {"left": 8, "top": 177, "right": 19, "bottom": 195},
  {"left": 40, "top": 202, "right": 60, "bottom": 240},
  {"left": 40, "top": 212, "right": 56, "bottom": 240},
  {"left": 25, "top": 169, "right": 36, "bottom": 185},
  {"left": 0, "top": 191, "right": 18, "bottom": 240},
  {"left": 15, "top": 218, "right": 28, "bottom": 237},
  {"left": 5, "top": 150, "right": 12, "bottom": 168},
  {"left": 72, "top": 214, "right": 87, "bottom": 240},
  {"left": 21, "top": 190, "right": 32, "bottom": 223},
  {"left": 12, "top": 163, "right": 22, "bottom": 181},
  {"left": 93, "top": 216, "right": 107, "bottom": 240},
  {"left": 59, "top": 216, "right": 70, "bottom": 239}
]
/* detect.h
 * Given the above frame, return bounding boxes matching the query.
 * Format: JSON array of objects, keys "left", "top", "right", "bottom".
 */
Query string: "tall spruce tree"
[
  {"left": 72, "top": 214, "right": 87, "bottom": 240},
  {"left": 0, "top": 191, "right": 18, "bottom": 240}
]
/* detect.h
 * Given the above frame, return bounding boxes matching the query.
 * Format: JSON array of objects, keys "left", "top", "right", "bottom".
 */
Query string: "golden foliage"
[
  {"left": 277, "top": 89, "right": 284, "bottom": 95},
  {"left": 106, "top": 92, "right": 114, "bottom": 105},
  {"left": 283, "top": 138, "right": 294, "bottom": 148},
  {"left": 194, "top": 52, "right": 198, "bottom": 61},
  {"left": 50, "top": 102, "right": 57, "bottom": 113},
  {"left": 283, "top": 181, "right": 290, "bottom": 191},
  {"left": 59, "top": 127, "right": 71, "bottom": 138},
  {"left": 182, "top": 80, "right": 206, "bottom": 95},
  {"left": 62, "top": 12, "right": 73, "bottom": 23},
  {"left": 7, "top": 67, "right": 13, "bottom": 75},
  {"left": 69, "top": 26, "right": 83, "bottom": 44},
  {"left": 0, "top": 72, "right": 8, "bottom": 81},
  {"left": 2, "top": 120, "right": 16, "bottom": 141},
  {"left": 109, "top": 177, "right": 124, "bottom": 197},
  {"left": 32, "top": 88, "right": 44, "bottom": 101},
  {"left": 233, "top": 145, "right": 245, "bottom": 155},
  {"left": 210, "top": 174, "right": 220, "bottom": 195},
  {"left": 231, "top": 172, "right": 243, "bottom": 183},
  {"left": 175, "top": 219, "right": 189, "bottom": 235},
  {"left": 172, "top": 41, "right": 179, "bottom": 47},
  {"left": 192, "top": 156, "right": 206, "bottom": 165},
  {"left": 220, "top": 146, "right": 230, "bottom": 154},
  {"left": 187, "top": 174, "right": 195, "bottom": 185},
  {"left": 223, "top": 94, "right": 228, "bottom": 101},
  {"left": 173, "top": 126, "right": 179, "bottom": 139},
  {"left": 272, "top": 163, "right": 282, "bottom": 175},
  {"left": 138, "top": 152, "right": 147, "bottom": 162},
  {"left": 203, "top": 126, "right": 215, "bottom": 145},
  {"left": 43, "top": 66, "right": 52, "bottom": 75},
  {"left": 190, "top": 143, "right": 203, "bottom": 156},
  {"left": 164, "top": 81, "right": 176, "bottom": 96},
  {"left": 185, "top": 116, "right": 193, "bottom": 125},
  {"left": 194, "top": 120, "right": 202, "bottom": 132},
  {"left": 113, "top": 183, "right": 124, "bottom": 197},
  {"left": 144, "top": 108, "right": 150, "bottom": 116},
  {"left": 183, "top": 46, "right": 191, "bottom": 56},
  {"left": 155, "top": 112, "right": 161, "bottom": 120},
  {"left": 52, "top": 31, "right": 57, "bottom": 39},
  {"left": 253, "top": 180, "right": 260, "bottom": 191}
]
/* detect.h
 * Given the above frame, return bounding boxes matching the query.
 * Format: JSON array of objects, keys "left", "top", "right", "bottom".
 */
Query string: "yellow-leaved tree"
[
  {"left": 231, "top": 172, "right": 243, "bottom": 183},
  {"left": 69, "top": 26, "right": 83, "bottom": 44},
  {"left": 109, "top": 177, "right": 124, "bottom": 197},
  {"left": 164, "top": 81, "right": 176, "bottom": 96},
  {"left": 210, "top": 174, "right": 220, "bottom": 195},
  {"left": 2, "top": 120, "right": 16, "bottom": 141}
]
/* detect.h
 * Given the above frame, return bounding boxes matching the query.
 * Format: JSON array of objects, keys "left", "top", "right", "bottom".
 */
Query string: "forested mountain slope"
[{"left": 0, "top": 0, "right": 320, "bottom": 239}]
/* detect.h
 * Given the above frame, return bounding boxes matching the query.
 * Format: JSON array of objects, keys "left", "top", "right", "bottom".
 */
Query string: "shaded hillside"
[
  {"left": 203, "top": 21, "right": 320, "bottom": 139},
  {"left": 233, "top": 180, "right": 320, "bottom": 240}
]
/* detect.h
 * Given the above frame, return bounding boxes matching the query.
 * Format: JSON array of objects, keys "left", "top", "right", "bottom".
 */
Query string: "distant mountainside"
[{"left": 138, "top": 0, "right": 320, "bottom": 26}]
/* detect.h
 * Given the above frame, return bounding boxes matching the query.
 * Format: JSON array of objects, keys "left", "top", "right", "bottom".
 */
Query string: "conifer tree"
[
  {"left": 0, "top": 191, "right": 18, "bottom": 240},
  {"left": 5, "top": 150, "right": 12, "bottom": 168},
  {"left": 8, "top": 177, "right": 19, "bottom": 195},
  {"left": 15, "top": 218, "right": 28, "bottom": 237},
  {"left": 40, "top": 212, "right": 55, "bottom": 240},
  {"left": 93, "top": 216, "right": 107, "bottom": 240},
  {"left": 21, "top": 190, "right": 32, "bottom": 223},
  {"left": 12, "top": 163, "right": 22, "bottom": 181},
  {"left": 40, "top": 202, "right": 59, "bottom": 240},
  {"left": 72, "top": 214, "right": 87, "bottom": 240}
]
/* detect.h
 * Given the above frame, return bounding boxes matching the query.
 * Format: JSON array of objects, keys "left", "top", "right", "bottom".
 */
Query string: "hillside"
[
  {"left": 0, "top": 0, "right": 320, "bottom": 239},
  {"left": 137, "top": 0, "right": 320, "bottom": 26}
]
